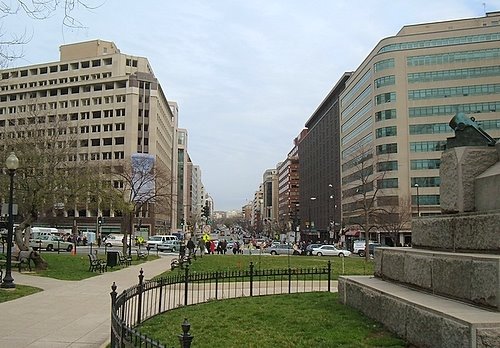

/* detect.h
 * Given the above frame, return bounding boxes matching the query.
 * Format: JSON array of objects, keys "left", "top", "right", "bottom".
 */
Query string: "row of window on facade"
[
  {"left": 0, "top": 90, "right": 127, "bottom": 106},
  {"left": 0, "top": 57, "right": 115, "bottom": 81}
]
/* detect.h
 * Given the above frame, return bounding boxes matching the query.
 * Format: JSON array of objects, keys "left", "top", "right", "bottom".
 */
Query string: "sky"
[{"left": 3, "top": 0, "right": 500, "bottom": 210}]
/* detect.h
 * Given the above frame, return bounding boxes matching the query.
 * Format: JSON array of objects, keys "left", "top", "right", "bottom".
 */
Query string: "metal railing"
[{"left": 110, "top": 261, "right": 332, "bottom": 348}]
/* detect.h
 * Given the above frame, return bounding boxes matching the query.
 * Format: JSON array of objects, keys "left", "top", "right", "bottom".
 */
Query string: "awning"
[{"left": 345, "top": 230, "right": 360, "bottom": 237}]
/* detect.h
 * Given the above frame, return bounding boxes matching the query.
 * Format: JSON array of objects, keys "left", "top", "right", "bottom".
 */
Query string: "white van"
[
  {"left": 146, "top": 235, "right": 178, "bottom": 250},
  {"left": 30, "top": 227, "right": 58, "bottom": 239}
]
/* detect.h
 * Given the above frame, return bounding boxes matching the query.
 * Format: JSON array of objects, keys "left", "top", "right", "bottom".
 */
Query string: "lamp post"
[
  {"left": 2, "top": 152, "right": 19, "bottom": 289},
  {"left": 308, "top": 197, "right": 316, "bottom": 232},
  {"left": 414, "top": 183, "right": 420, "bottom": 216},
  {"left": 327, "top": 184, "right": 333, "bottom": 243}
]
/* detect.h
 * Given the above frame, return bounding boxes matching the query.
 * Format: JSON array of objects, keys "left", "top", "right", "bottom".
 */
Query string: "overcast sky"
[{"left": 4, "top": 0, "right": 500, "bottom": 210}]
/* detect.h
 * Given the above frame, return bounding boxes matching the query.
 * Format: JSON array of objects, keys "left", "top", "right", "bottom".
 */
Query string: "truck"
[{"left": 30, "top": 227, "right": 59, "bottom": 239}]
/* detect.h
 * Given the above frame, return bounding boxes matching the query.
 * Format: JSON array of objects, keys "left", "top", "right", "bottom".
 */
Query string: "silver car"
[
  {"left": 158, "top": 240, "right": 182, "bottom": 252},
  {"left": 311, "top": 245, "right": 351, "bottom": 257},
  {"left": 267, "top": 244, "right": 300, "bottom": 255}
]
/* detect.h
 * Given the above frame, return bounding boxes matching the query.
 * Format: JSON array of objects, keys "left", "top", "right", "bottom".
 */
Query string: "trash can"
[{"left": 107, "top": 251, "right": 119, "bottom": 267}]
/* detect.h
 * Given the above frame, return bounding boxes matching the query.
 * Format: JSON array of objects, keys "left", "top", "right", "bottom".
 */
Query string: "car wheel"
[
  {"left": 338, "top": 253, "right": 344, "bottom": 257},
  {"left": 106, "top": 243, "right": 112, "bottom": 248},
  {"left": 66, "top": 245, "right": 73, "bottom": 252},
  {"left": 317, "top": 252, "right": 323, "bottom": 256},
  {"left": 359, "top": 251, "right": 365, "bottom": 257},
  {"left": 46, "top": 244, "right": 53, "bottom": 251},
  {"left": 271, "top": 250, "right": 277, "bottom": 255}
]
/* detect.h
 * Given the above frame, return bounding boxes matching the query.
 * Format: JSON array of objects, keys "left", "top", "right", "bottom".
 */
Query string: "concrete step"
[
  {"left": 338, "top": 275, "right": 500, "bottom": 348},
  {"left": 374, "top": 247, "right": 500, "bottom": 310}
]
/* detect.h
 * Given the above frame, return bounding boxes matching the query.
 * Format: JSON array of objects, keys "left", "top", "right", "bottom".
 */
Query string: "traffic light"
[
  {"left": 202, "top": 205, "right": 210, "bottom": 218},
  {"left": 97, "top": 216, "right": 103, "bottom": 225},
  {"left": 180, "top": 218, "right": 185, "bottom": 226}
]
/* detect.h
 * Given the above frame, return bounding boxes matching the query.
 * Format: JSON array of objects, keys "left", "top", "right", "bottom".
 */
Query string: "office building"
[
  {"left": 340, "top": 12, "right": 500, "bottom": 244},
  {"left": 0, "top": 40, "right": 179, "bottom": 235}
]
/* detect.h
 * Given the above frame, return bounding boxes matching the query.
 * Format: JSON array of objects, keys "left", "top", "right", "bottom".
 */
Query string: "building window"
[
  {"left": 375, "top": 109, "right": 397, "bottom": 122},
  {"left": 377, "top": 178, "right": 398, "bottom": 189},
  {"left": 409, "top": 123, "right": 452, "bottom": 135},
  {"left": 410, "top": 159, "right": 441, "bottom": 170},
  {"left": 408, "top": 65, "right": 500, "bottom": 84},
  {"left": 374, "top": 75, "right": 395, "bottom": 88},
  {"left": 375, "top": 92, "right": 396, "bottom": 105},
  {"left": 410, "top": 141, "right": 447, "bottom": 152},
  {"left": 407, "top": 48, "right": 500, "bottom": 67},
  {"left": 411, "top": 177, "right": 441, "bottom": 187},
  {"left": 376, "top": 143, "right": 398, "bottom": 155},
  {"left": 412, "top": 195, "right": 440, "bottom": 205},
  {"left": 375, "top": 126, "right": 397, "bottom": 138},
  {"left": 377, "top": 160, "right": 398, "bottom": 172},
  {"left": 374, "top": 58, "right": 395, "bottom": 72}
]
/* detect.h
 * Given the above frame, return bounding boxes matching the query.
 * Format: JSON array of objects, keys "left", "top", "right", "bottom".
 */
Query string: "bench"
[
  {"left": 88, "top": 254, "right": 107, "bottom": 273},
  {"left": 0, "top": 250, "right": 34, "bottom": 273},
  {"left": 171, "top": 254, "right": 191, "bottom": 270},
  {"left": 135, "top": 249, "right": 148, "bottom": 260},
  {"left": 118, "top": 251, "right": 132, "bottom": 266}
]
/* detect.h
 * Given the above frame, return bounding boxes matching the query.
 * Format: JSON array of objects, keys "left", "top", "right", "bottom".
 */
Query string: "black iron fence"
[{"left": 110, "top": 261, "right": 332, "bottom": 348}]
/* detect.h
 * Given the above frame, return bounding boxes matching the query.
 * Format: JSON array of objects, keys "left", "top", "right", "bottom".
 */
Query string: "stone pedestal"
[{"left": 339, "top": 139, "right": 500, "bottom": 347}]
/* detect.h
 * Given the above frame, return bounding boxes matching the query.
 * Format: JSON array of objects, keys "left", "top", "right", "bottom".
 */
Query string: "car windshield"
[{"left": 149, "top": 236, "right": 162, "bottom": 241}]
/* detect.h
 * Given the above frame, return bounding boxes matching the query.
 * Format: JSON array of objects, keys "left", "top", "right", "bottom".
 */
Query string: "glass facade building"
[{"left": 340, "top": 12, "right": 500, "bottom": 240}]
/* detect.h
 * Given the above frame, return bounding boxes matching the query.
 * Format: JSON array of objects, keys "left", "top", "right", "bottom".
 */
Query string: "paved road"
[{"left": 0, "top": 256, "right": 175, "bottom": 348}]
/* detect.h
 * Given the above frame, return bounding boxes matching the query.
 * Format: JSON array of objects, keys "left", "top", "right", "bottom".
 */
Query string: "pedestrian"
[
  {"left": 216, "top": 241, "right": 222, "bottom": 254},
  {"left": 210, "top": 240, "right": 216, "bottom": 254},
  {"left": 187, "top": 238, "right": 195, "bottom": 256},
  {"left": 205, "top": 241, "right": 211, "bottom": 255},
  {"left": 221, "top": 239, "right": 227, "bottom": 254},
  {"left": 198, "top": 239, "right": 206, "bottom": 258}
]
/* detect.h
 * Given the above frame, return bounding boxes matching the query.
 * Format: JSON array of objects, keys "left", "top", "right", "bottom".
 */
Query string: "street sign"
[{"left": 1, "top": 203, "right": 18, "bottom": 216}]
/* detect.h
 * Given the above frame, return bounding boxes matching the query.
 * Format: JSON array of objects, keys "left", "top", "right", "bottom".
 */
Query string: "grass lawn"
[
  {"left": 0, "top": 284, "right": 42, "bottom": 303},
  {"left": 33, "top": 252, "right": 158, "bottom": 280},
  {"left": 157, "top": 253, "right": 374, "bottom": 279},
  {"left": 139, "top": 292, "right": 406, "bottom": 348},
  {"left": 0, "top": 251, "right": 158, "bottom": 281}
]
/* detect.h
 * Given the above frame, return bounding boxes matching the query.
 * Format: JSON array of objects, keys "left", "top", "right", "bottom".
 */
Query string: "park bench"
[
  {"left": 135, "top": 249, "right": 148, "bottom": 260},
  {"left": 170, "top": 254, "right": 191, "bottom": 270},
  {"left": 88, "top": 253, "right": 107, "bottom": 273},
  {"left": 0, "top": 250, "right": 34, "bottom": 273},
  {"left": 118, "top": 251, "right": 132, "bottom": 266}
]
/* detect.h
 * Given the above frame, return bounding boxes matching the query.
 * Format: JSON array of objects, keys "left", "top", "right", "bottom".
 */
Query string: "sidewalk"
[{"left": 0, "top": 255, "right": 175, "bottom": 348}]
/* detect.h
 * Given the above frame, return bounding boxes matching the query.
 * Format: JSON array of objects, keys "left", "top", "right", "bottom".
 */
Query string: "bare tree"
[
  {"left": 105, "top": 155, "right": 173, "bottom": 256},
  {"left": 374, "top": 197, "right": 412, "bottom": 247},
  {"left": 342, "top": 143, "right": 391, "bottom": 261},
  {"left": 0, "top": 115, "right": 101, "bottom": 268},
  {"left": 0, "top": 0, "right": 100, "bottom": 66}
]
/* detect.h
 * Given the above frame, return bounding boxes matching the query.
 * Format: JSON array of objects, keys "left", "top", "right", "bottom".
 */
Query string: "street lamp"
[
  {"left": 414, "top": 183, "right": 420, "bottom": 216},
  {"left": 308, "top": 197, "right": 316, "bottom": 232},
  {"left": 2, "top": 152, "right": 19, "bottom": 289}
]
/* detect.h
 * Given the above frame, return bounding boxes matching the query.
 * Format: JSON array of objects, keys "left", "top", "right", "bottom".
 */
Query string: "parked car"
[
  {"left": 157, "top": 240, "right": 182, "bottom": 252},
  {"left": 29, "top": 235, "right": 73, "bottom": 252},
  {"left": 358, "top": 243, "right": 382, "bottom": 257},
  {"left": 311, "top": 245, "right": 351, "bottom": 257},
  {"left": 267, "top": 244, "right": 300, "bottom": 255},
  {"left": 103, "top": 234, "right": 125, "bottom": 248}
]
